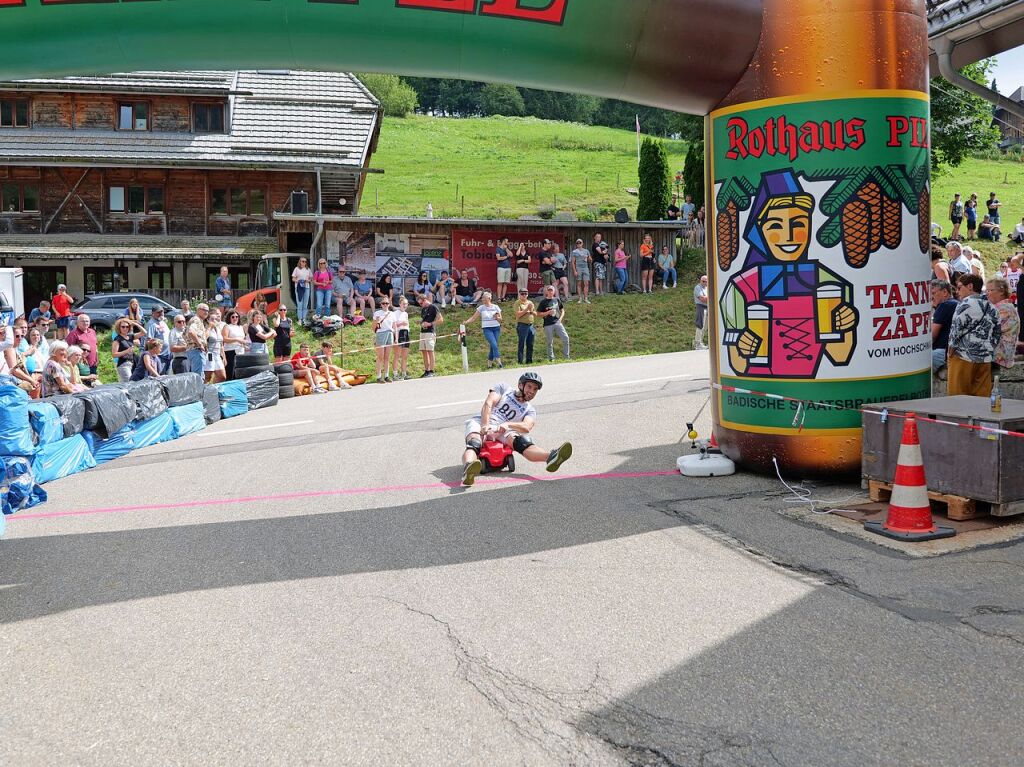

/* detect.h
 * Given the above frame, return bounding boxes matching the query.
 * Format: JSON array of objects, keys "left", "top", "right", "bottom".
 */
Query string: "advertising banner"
[{"left": 451, "top": 231, "right": 566, "bottom": 294}]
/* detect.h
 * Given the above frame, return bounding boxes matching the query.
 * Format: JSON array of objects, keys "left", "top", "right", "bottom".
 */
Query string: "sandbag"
[
  {"left": 216, "top": 380, "right": 247, "bottom": 419},
  {"left": 83, "top": 425, "right": 136, "bottom": 465},
  {"left": 75, "top": 387, "right": 135, "bottom": 439},
  {"left": 44, "top": 394, "right": 86, "bottom": 438},
  {"left": 0, "top": 382, "right": 33, "bottom": 457},
  {"left": 133, "top": 411, "right": 178, "bottom": 450},
  {"left": 31, "top": 434, "right": 96, "bottom": 484},
  {"left": 1, "top": 455, "right": 47, "bottom": 514},
  {"left": 158, "top": 372, "right": 205, "bottom": 407},
  {"left": 244, "top": 370, "right": 279, "bottom": 411},
  {"left": 202, "top": 385, "right": 221, "bottom": 425},
  {"left": 124, "top": 378, "right": 167, "bottom": 421},
  {"left": 168, "top": 402, "right": 205, "bottom": 437},
  {"left": 26, "top": 401, "right": 63, "bottom": 448}
]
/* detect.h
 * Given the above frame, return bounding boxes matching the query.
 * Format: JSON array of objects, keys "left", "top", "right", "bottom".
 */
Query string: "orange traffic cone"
[{"left": 865, "top": 413, "right": 955, "bottom": 542}]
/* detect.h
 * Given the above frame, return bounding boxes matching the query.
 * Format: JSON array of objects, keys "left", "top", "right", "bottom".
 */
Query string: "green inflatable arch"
[{"left": 0, "top": 0, "right": 933, "bottom": 476}]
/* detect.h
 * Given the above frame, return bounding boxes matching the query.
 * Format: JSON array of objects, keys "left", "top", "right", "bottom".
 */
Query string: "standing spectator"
[
  {"left": 112, "top": 318, "right": 143, "bottom": 383},
  {"left": 570, "top": 238, "right": 592, "bottom": 304},
  {"left": 203, "top": 309, "right": 227, "bottom": 383},
  {"left": 332, "top": 266, "right": 355, "bottom": 318},
  {"left": 65, "top": 313, "right": 98, "bottom": 375},
  {"left": 987, "top": 191, "right": 1002, "bottom": 225},
  {"left": 221, "top": 309, "right": 247, "bottom": 380},
  {"left": 313, "top": 259, "right": 333, "bottom": 317},
  {"left": 979, "top": 215, "right": 1001, "bottom": 242},
  {"left": 291, "top": 343, "right": 328, "bottom": 393},
  {"left": 145, "top": 306, "right": 172, "bottom": 373},
  {"left": 691, "top": 206, "right": 707, "bottom": 247},
  {"left": 434, "top": 270, "right": 455, "bottom": 307},
  {"left": 373, "top": 297, "right": 395, "bottom": 383},
  {"left": 515, "top": 243, "right": 531, "bottom": 297},
  {"left": 590, "top": 233, "right": 609, "bottom": 297},
  {"left": 495, "top": 237, "right": 512, "bottom": 302},
  {"left": 658, "top": 246, "right": 677, "bottom": 289},
  {"left": 353, "top": 271, "right": 376, "bottom": 315},
  {"left": 986, "top": 276, "right": 1019, "bottom": 371},
  {"left": 515, "top": 288, "right": 536, "bottom": 364},
  {"left": 313, "top": 341, "right": 351, "bottom": 389},
  {"left": 185, "top": 303, "right": 209, "bottom": 376},
  {"left": 291, "top": 256, "right": 312, "bottom": 323},
  {"left": 1007, "top": 254, "right": 1022, "bottom": 301},
  {"left": 539, "top": 239, "right": 555, "bottom": 290},
  {"left": 929, "top": 279, "right": 957, "bottom": 373},
  {"left": 465, "top": 291, "right": 504, "bottom": 369},
  {"left": 551, "top": 243, "right": 570, "bottom": 301},
  {"left": 28, "top": 300, "right": 51, "bottom": 325},
  {"left": 180, "top": 299, "right": 193, "bottom": 322},
  {"left": 537, "top": 284, "right": 569, "bottom": 361},
  {"left": 681, "top": 195, "right": 696, "bottom": 223},
  {"left": 613, "top": 240, "right": 629, "bottom": 294},
  {"left": 930, "top": 245, "right": 951, "bottom": 284},
  {"left": 666, "top": 198, "right": 680, "bottom": 220},
  {"left": 417, "top": 293, "right": 442, "bottom": 378},
  {"left": 392, "top": 296, "right": 411, "bottom": 381},
  {"left": 376, "top": 273, "right": 395, "bottom": 304},
  {"left": 964, "top": 193, "right": 978, "bottom": 240},
  {"left": 947, "top": 241, "right": 971, "bottom": 281},
  {"left": 948, "top": 193, "right": 964, "bottom": 241},
  {"left": 50, "top": 284, "right": 74, "bottom": 340},
  {"left": 246, "top": 310, "right": 275, "bottom": 357},
  {"left": 1010, "top": 218, "right": 1024, "bottom": 245},
  {"left": 41, "top": 341, "right": 74, "bottom": 397},
  {"left": 639, "top": 234, "right": 656, "bottom": 294},
  {"left": 272, "top": 305, "right": 294, "bottom": 363},
  {"left": 693, "top": 274, "right": 709, "bottom": 349},
  {"left": 215, "top": 266, "right": 233, "bottom": 310},
  {"left": 947, "top": 274, "right": 1000, "bottom": 396},
  {"left": 168, "top": 314, "right": 189, "bottom": 374},
  {"left": 412, "top": 271, "right": 434, "bottom": 304},
  {"left": 454, "top": 273, "right": 482, "bottom": 307}
]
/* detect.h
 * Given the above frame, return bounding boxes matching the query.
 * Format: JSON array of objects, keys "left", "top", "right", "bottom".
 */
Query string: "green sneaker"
[
  {"left": 462, "top": 459, "right": 483, "bottom": 487},
  {"left": 546, "top": 442, "right": 573, "bottom": 473}
]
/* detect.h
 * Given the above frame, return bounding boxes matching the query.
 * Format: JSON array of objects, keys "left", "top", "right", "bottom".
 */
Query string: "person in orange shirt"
[
  {"left": 50, "top": 284, "right": 74, "bottom": 341},
  {"left": 639, "top": 234, "right": 656, "bottom": 294},
  {"left": 290, "top": 343, "right": 327, "bottom": 394}
]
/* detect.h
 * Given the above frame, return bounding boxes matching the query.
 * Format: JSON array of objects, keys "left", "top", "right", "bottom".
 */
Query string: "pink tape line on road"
[{"left": 8, "top": 470, "right": 679, "bottom": 522}]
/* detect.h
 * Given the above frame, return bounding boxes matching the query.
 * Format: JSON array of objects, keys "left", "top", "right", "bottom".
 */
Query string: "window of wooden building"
[
  {"left": 1, "top": 182, "right": 39, "bottom": 212},
  {"left": 148, "top": 266, "right": 173, "bottom": 290},
  {"left": 0, "top": 98, "right": 30, "bottom": 128},
  {"left": 84, "top": 267, "right": 128, "bottom": 294},
  {"left": 205, "top": 266, "right": 251, "bottom": 292},
  {"left": 109, "top": 185, "right": 165, "bottom": 214},
  {"left": 193, "top": 102, "right": 225, "bottom": 133},
  {"left": 117, "top": 102, "right": 149, "bottom": 131},
  {"left": 211, "top": 187, "right": 267, "bottom": 216}
]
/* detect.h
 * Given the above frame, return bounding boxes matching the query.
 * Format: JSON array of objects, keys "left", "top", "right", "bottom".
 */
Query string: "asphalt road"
[{"left": 2, "top": 351, "right": 1023, "bottom": 766}]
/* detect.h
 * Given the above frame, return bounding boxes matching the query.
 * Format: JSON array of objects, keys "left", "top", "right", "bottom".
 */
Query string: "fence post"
[
  {"left": 456, "top": 182, "right": 460, "bottom": 202},
  {"left": 460, "top": 324, "right": 469, "bottom": 373}
]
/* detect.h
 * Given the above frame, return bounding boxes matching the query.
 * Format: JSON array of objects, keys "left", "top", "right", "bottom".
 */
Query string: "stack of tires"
[
  {"left": 233, "top": 351, "right": 294, "bottom": 400},
  {"left": 274, "top": 362, "right": 295, "bottom": 400}
]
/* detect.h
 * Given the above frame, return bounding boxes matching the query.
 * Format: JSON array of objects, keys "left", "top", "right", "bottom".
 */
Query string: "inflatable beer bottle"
[{"left": 708, "top": 0, "right": 931, "bottom": 476}]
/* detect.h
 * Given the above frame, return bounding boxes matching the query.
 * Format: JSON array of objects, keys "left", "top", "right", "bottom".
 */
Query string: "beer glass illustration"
[
  {"left": 746, "top": 303, "right": 770, "bottom": 366},
  {"left": 815, "top": 284, "right": 843, "bottom": 341}
]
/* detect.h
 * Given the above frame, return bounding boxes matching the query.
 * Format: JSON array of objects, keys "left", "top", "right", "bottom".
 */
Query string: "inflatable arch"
[{"left": 0, "top": 0, "right": 930, "bottom": 475}]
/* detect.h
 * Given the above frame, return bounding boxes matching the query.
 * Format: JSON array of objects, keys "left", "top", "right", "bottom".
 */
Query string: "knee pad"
[
  {"left": 512, "top": 435, "right": 534, "bottom": 455},
  {"left": 466, "top": 437, "right": 482, "bottom": 455}
]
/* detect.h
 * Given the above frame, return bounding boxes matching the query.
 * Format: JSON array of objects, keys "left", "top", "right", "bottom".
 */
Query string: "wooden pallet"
[{"left": 867, "top": 480, "right": 980, "bottom": 521}]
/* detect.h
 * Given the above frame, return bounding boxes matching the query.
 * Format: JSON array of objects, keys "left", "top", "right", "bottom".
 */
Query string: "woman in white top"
[
  {"left": 292, "top": 257, "right": 312, "bottom": 324},
  {"left": 372, "top": 297, "right": 395, "bottom": 383},
  {"left": 465, "top": 290, "right": 504, "bottom": 368},
  {"left": 221, "top": 309, "right": 248, "bottom": 380},
  {"left": 391, "top": 296, "right": 411, "bottom": 381},
  {"left": 203, "top": 309, "right": 227, "bottom": 383}
]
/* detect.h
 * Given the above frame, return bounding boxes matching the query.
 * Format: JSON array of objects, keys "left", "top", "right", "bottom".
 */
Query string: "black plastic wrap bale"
[
  {"left": 74, "top": 387, "right": 136, "bottom": 439},
  {"left": 244, "top": 370, "right": 279, "bottom": 411},
  {"left": 158, "top": 372, "right": 205, "bottom": 408},
  {"left": 123, "top": 379, "right": 168, "bottom": 422},
  {"left": 202, "top": 385, "right": 221, "bottom": 425},
  {"left": 43, "top": 394, "right": 86, "bottom": 438}
]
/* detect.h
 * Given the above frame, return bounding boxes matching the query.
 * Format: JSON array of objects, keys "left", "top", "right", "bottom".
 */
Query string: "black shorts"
[
  {"left": 397, "top": 329, "right": 410, "bottom": 348},
  {"left": 951, "top": 217, "right": 963, "bottom": 225},
  {"left": 553, "top": 269, "right": 566, "bottom": 280},
  {"left": 967, "top": 219, "right": 977, "bottom": 231},
  {"left": 641, "top": 257, "right": 655, "bottom": 270},
  {"left": 274, "top": 342, "right": 292, "bottom": 358}
]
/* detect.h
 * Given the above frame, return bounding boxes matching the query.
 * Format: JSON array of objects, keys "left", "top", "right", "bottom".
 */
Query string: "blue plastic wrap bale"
[
  {"left": 217, "top": 380, "right": 248, "bottom": 419},
  {"left": 159, "top": 372, "right": 205, "bottom": 407},
  {"left": 1, "top": 455, "right": 46, "bottom": 514},
  {"left": 31, "top": 434, "right": 96, "bottom": 485},
  {"left": 244, "top": 370, "right": 279, "bottom": 411},
  {"left": 74, "top": 386, "right": 136, "bottom": 439},
  {"left": 133, "top": 410, "right": 178, "bottom": 450},
  {"left": 202, "top": 385, "right": 221, "bottom": 425},
  {"left": 26, "top": 401, "right": 63, "bottom": 447},
  {"left": 44, "top": 394, "right": 86, "bottom": 438},
  {"left": 83, "top": 424, "right": 136, "bottom": 465},
  {"left": 168, "top": 402, "right": 205, "bottom": 437},
  {"left": 0, "top": 382, "right": 34, "bottom": 457}
]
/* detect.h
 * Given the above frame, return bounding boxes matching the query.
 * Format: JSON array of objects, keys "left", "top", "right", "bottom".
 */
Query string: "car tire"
[
  {"left": 278, "top": 384, "right": 295, "bottom": 399},
  {"left": 273, "top": 362, "right": 293, "bottom": 375},
  {"left": 235, "top": 352, "right": 270, "bottom": 368},
  {"left": 277, "top": 372, "right": 294, "bottom": 386},
  {"left": 233, "top": 364, "right": 274, "bottom": 379},
  {"left": 506, "top": 455, "right": 516, "bottom": 473}
]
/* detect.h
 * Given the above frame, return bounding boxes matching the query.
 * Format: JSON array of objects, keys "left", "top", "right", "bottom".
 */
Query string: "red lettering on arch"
[
  {"left": 396, "top": 0, "right": 475, "bottom": 13},
  {"left": 480, "top": 0, "right": 568, "bottom": 25},
  {"left": 0, "top": 0, "right": 25, "bottom": 6}
]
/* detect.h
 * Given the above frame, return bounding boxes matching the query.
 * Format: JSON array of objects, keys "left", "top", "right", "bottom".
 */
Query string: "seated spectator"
[
  {"left": 67, "top": 345, "right": 98, "bottom": 388},
  {"left": 657, "top": 246, "right": 677, "bottom": 288},
  {"left": 963, "top": 246, "right": 986, "bottom": 281},
  {"left": 1011, "top": 217, "right": 1024, "bottom": 245},
  {"left": 1007, "top": 254, "right": 1022, "bottom": 302},
  {"left": 28, "top": 300, "right": 51, "bottom": 324},
  {"left": 332, "top": 266, "right": 355, "bottom": 318},
  {"left": 930, "top": 279, "right": 957, "bottom": 373},
  {"left": 20, "top": 326, "right": 47, "bottom": 375},
  {"left": 32, "top": 315, "right": 53, "bottom": 349},
  {"left": 353, "top": 271, "right": 376, "bottom": 315},
  {"left": 433, "top": 270, "right": 455, "bottom": 307},
  {"left": 948, "top": 273, "right": 1000, "bottom": 396},
  {"left": 376, "top": 274, "right": 395, "bottom": 304},
  {"left": 41, "top": 341, "right": 75, "bottom": 397},
  {"left": 65, "top": 313, "right": 98, "bottom": 375},
  {"left": 136, "top": 338, "right": 164, "bottom": 379},
  {"left": 3, "top": 323, "right": 41, "bottom": 396},
  {"left": 946, "top": 241, "right": 971, "bottom": 281},
  {"left": 313, "top": 341, "right": 351, "bottom": 390},
  {"left": 986, "top": 276, "right": 1020, "bottom": 371},
  {"left": 453, "top": 274, "right": 482, "bottom": 307},
  {"left": 412, "top": 271, "right": 434, "bottom": 304},
  {"left": 978, "top": 215, "right": 1001, "bottom": 242},
  {"left": 290, "top": 343, "right": 327, "bottom": 393}
]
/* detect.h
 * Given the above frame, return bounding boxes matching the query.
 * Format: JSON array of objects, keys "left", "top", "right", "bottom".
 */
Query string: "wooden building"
[
  {"left": 0, "top": 70, "right": 381, "bottom": 307},
  {"left": 994, "top": 85, "right": 1024, "bottom": 150}
]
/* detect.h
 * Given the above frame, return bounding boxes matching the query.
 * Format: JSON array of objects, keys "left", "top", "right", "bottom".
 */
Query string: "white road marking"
[
  {"left": 416, "top": 399, "right": 481, "bottom": 410},
  {"left": 603, "top": 375, "right": 692, "bottom": 387},
  {"left": 195, "top": 420, "right": 315, "bottom": 437}
]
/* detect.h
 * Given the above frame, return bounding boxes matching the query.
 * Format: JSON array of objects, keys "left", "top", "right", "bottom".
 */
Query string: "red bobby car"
[{"left": 478, "top": 440, "right": 516, "bottom": 473}]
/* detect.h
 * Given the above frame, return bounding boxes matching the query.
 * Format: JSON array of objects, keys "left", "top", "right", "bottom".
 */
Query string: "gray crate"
[{"left": 861, "top": 395, "right": 1024, "bottom": 516}]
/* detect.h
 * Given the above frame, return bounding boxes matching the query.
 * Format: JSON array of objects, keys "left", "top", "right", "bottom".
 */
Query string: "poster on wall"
[
  {"left": 327, "top": 231, "right": 376, "bottom": 275},
  {"left": 374, "top": 233, "right": 451, "bottom": 294},
  {"left": 451, "top": 230, "right": 565, "bottom": 294}
]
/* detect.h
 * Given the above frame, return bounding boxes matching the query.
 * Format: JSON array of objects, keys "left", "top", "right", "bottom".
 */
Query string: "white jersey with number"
[{"left": 487, "top": 382, "right": 537, "bottom": 426}]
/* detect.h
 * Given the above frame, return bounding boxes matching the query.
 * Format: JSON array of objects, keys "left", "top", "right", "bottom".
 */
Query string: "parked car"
[{"left": 71, "top": 293, "right": 182, "bottom": 330}]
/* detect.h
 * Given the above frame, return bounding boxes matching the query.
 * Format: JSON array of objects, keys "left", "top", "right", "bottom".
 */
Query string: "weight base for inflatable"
[
  {"left": 864, "top": 520, "right": 956, "bottom": 542},
  {"left": 677, "top": 453, "right": 736, "bottom": 477}
]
